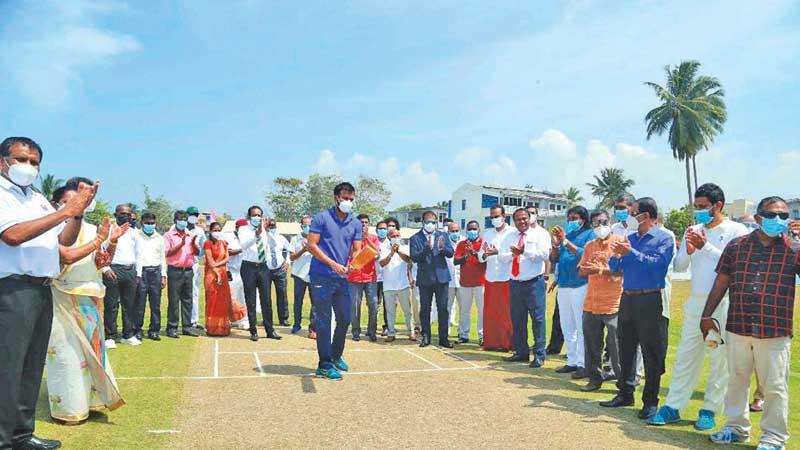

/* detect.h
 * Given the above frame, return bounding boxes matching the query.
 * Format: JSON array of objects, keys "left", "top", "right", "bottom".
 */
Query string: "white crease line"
[
  {"left": 214, "top": 339, "right": 220, "bottom": 378},
  {"left": 254, "top": 352, "right": 266, "bottom": 377},
  {"left": 218, "top": 348, "right": 406, "bottom": 355},
  {"left": 403, "top": 348, "right": 442, "bottom": 369},
  {"left": 432, "top": 345, "right": 481, "bottom": 368},
  {"left": 147, "top": 430, "right": 181, "bottom": 434}
]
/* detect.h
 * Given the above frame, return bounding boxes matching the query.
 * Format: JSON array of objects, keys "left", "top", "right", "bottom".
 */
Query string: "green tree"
[
  {"left": 563, "top": 186, "right": 584, "bottom": 207},
  {"left": 141, "top": 185, "right": 176, "bottom": 232},
  {"left": 85, "top": 199, "right": 113, "bottom": 226},
  {"left": 394, "top": 203, "right": 423, "bottom": 211},
  {"left": 644, "top": 60, "right": 727, "bottom": 205},
  {"left": 38, "top": 173, "right": 63, "bottom": 200},
  {"left": 305, "top": 173, "right": 342, "bottom": 216},
  {"left": 355, "top": 175, "right": 391, "bottom": 223},
  {"left": 266, "top": 177, "right": 306, "bottom": 221},
  {"left": 664, "top": 205, "right": 693, "bottom": 238},
  {"left": 586, "top": 167, "right": 635, "bottom": 209}
]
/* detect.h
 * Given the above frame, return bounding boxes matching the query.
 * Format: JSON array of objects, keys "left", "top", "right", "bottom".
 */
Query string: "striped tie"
[{"left": 256, "top": 235, "right": 267, "bottom": 263}]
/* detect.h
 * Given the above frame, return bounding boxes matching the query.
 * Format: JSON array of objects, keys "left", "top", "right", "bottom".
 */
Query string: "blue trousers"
[
  {"left": 418, "top": 282, "right": 449, "bottom": 344},
  {"left": 311, "top": 274, "right": 353, "bottom": 368},
  {"left": 509, "top": 276, "right": 547, "bottom": 361}
]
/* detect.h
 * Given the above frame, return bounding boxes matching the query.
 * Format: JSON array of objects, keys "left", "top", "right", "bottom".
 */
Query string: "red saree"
[
  {"left": 204, "top": 239, "right": 233, "bottom": 336},
  {"left": 482, "top": 281, "right": 513, "bottom": 351}
]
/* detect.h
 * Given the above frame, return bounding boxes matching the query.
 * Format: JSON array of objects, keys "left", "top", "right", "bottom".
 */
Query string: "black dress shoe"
[
  {"left": 279, "top": 321, "right": 290, "bottom": 327},
  {"left": 555, "top": 365, "right": 578, "bottom": 374},
  {"left": 267, "top": 331, "right": 282, "bottom": 340},
  {"left": 457, "top": 337, "right": 469, "bottom": 344},
  {"left": 13, "top": 436, "right": 62, "bottom": 450},
  {"left": 439, "top": 341, "right": 454, "bottom": 349},
  {"left": 600, "top": 395, "right": 634, "bottom": 408},
  {"left": 352, "top": 335, "right": 361, "bottom": 342},
  {"left": 369, "top": 334, "right": 378, "bottom": 343},
  {"left": 546, "top": 348, "right": 561, "bottom": 355},
  {"left": 182, "top": 328, "right": 200, "bottom": 337},
  {"left": 581, "top": 381, "right": 603, "bottom": 392},
  {"left": 571, "top": 368, "right": 588, "bottom": 380},
  {"left": 638, "top": 404, "right": 658, "bottom": 420},
  {"left": 529, "top": 359, "right": 543, "bottom": 368},
  {"left": 503, "top": 354, "right": 530, "bottom": 363},
  {"left": 166, "top": 330, "right": 179, "bottom": 339},
  {"left": 250, "top": 332, "right": 259, "bottom": 342},
  {"left": 148, "top": 333, "right": 161, "bottom": 341},
  {"left": 135, "top": 331, "right": 144, "bottom": 341},
  {"left": 419, "top": 340, "right": 430, "bottom": 348}
]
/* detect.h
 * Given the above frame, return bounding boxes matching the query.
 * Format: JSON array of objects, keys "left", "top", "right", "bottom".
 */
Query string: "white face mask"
[
  {"left": 423, "top": 222, "right": 437, "bottom": 233},
  {"left": 84, "top": 199, "right": 97, "bottom": 213},
  {"left": 338, "top": 199, "right": 354, "bottom": 214},
  {"left": 188, "top": 215, "right": 199, "bottom": 224},
  {"left": 4, "top": 159, "right": 39, "bottom": 187},
  {"left": 594, "top": 225, "right": 611, "bottom": 239},
  {"left": 390, "top": 237, "right": 400, "bottom": 246},
  {"left": 211, "top": 231, "right": 223, "bottom": 240},
  {"left": 491, "top": 216, "right": 505, "bottom": 228}
]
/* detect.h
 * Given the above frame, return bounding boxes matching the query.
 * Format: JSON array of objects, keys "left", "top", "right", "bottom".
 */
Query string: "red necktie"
[
  {"left": 428, "top": 233, "right": 433, "bottom": 249},
  {"left": 511, "top": 231, "right": 525, "bottom": 277}
]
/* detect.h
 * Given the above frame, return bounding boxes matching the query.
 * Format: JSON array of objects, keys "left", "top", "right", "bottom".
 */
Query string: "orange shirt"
[{"left": 580, "top": 235, "right": 624, "bottom": 314}]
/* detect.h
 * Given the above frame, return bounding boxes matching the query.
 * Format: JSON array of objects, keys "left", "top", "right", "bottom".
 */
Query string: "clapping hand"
[
  {"left": 483, "top": 241, "right": 499, "bottom": 256},
  {"left": 437, "top": 236, "right": 444, "bottom": 251},
  {"left": 110, "top": 222, "right": 130, "bottom": 244},
  {"left": 685, "top": 228, "right": 707, "bottom": 252},
  {"left": 510, "top": 243, "right": 524, "bottom": 257},
  {"left": 551, "top": 226, "right": 565, "bottom": 245},
  {"left": 610, "top": 238, "right": 631, "bottom": 256},
  {"left": 789, "top": 220, "right": 800, "bottom": 237},
  {"left": 96, "top": 217, "right": 111, "bottom": 243},
  {"left": 63, "top": 181, "right": 100, "bottom": 217}
]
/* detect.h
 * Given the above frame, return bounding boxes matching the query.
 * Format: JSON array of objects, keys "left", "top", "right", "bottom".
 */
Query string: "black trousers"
[
  {"left": 616, "top": 291, "right": 669, "bottom": 406},
  {"left": 0, "top": 276, "right": 53, "bottom": 448},
  {"left": 269, "top": 267, "right": 289, "bottom": 323},
  {"left": 418, "top": 282, "right": 449, "bottom": 344},
  {"left": 241, "top": 261, "right": 275, "bottom": 334},
  {"left": 103, "top": 263, "right": 137, "bottom": 339},
  {"left": 135, "top": 267, "right": 162, "bottom": 334},
  {"left": 292, "top": 275, "right": 316, "bottom": 331},
  {"left": 547, "top": 297, "right": 564, "bottom": 353},
  {"left": 166, "top": 266, "right": 194, "bottom": 333}
]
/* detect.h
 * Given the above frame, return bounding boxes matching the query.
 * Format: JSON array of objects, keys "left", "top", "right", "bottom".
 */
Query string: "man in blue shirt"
[
  {"left": 600, "top": 197, "right": 674, "bottom": 421},
  {"left": 306, "top": 182, "right": 363, "bottom": 380}
]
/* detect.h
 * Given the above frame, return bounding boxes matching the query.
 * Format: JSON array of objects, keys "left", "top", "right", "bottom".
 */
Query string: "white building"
[
  {"left": 449, "top": 183, "right": 570, "bottom": 230},
  {"left": 387, "top": 206, "right": 448, "bottom": 230},
  {"left": 787, "top": 198, "right": 800, "bottom": 220}
]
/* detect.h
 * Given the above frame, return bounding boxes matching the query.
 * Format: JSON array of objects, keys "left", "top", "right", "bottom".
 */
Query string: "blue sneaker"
[
  {"left": 315, "top": 366, "right": 343, "bottom": 380},
  {"left": 647, "top": 405, "right": 681, "bottom": 426},
  {"left": 756, "top": 444, "right": 784, "bottom": 450},
  {"left": 333, "top": 357, "right": 349, "bottom": 372},
  {"left": 291, "top": 325, "right": 302, "bottom": 334},
  {"left": 694, "top": 409, "right": 716, "bottom": 431},
  {"left": 710, "top": 427, "right": 748, "bottom": 444}
]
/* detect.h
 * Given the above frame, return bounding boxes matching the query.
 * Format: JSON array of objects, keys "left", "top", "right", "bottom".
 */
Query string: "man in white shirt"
[
  {"left": 224, "top": 219, "right": 248, "bottom": 330},
  {"left": 499, "top": 208, "right": 551, "bottom": 366},
  {"left": 379, "top": 228, "right": 414, "bottom": 341},
  {"left": 611, "top": 193, "right": 638, "bottom": 237},
  {"left": 265, "top": 217, "right": 292, "bottom": 327},
  {"left": 479, "top": 205, "right": 515, "bottom": 351},
  {"left": 134, "top": 212, "right": 167, "bottom": 341},
  {"left": 0, "top": 137, "right": 95, "bottom": 450},
  {"left": 649, "top": 183, "right": 748, "bottom": 430},
  {"left": 185, "top": 206, "right": 206, "bottom": 331},
  {"left": 375, "top": 220, "right": 389, "bottom": 337},
  {"left": 445, "top": 220, "right": 462, "bottom": 330},
  {"left": 290, "top": 216, "right": 316, "bottom": 337},
  {"left": 103, "top": 204, "right": 142, "bottom": 347}
]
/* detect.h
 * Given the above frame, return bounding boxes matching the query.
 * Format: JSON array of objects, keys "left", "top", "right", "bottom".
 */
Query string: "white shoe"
[
  {"left": 121, "top": 336, "right": 142, "bottom": 346},
  {"left": 105, "top": 339, "right": 117, "bottom": 349}
]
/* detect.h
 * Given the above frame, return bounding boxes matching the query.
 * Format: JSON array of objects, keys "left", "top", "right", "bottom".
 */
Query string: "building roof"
[
  {"left": 387, "top": 205, "right": 448, "bottom": 214},
  {"left": 480, "top": 184, "right": 566, "bottom": 200},
  {"left": 221, "top": 221, "right": 417, "bottom": 239}
]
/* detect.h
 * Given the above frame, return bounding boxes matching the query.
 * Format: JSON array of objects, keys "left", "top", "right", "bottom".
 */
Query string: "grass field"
[{"left": 34, "top": 278, "right": 799, "bottom": 449}]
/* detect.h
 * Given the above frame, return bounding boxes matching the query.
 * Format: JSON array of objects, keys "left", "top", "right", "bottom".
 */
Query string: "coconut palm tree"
[
  {"left": 586, "top": 167, "right": 635, "bottom": 209},
  {"left": 563, "top": 186, "right": 584, "bottom": 207},
  {"left": 644, "top": 60, "right": 727, "bottom": 205},
  {"left": 37, "top": 173, "right": 63, "bottom": 199}
]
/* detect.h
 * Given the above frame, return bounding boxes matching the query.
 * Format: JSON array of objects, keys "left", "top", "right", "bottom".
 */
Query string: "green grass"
[{"left": 34, "top": 278, "right": 799, "bottom": 449}]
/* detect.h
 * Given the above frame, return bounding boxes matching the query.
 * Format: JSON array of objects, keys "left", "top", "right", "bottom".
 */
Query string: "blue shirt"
[
  {"left": 609, "top": 226, "right": 675, "bottom": 290},
  {"left": 556, "top": 227, "right": 595, "bottom": 288},
  {"left": 309, "top": 207, "right": 362, "bottom": 279}
]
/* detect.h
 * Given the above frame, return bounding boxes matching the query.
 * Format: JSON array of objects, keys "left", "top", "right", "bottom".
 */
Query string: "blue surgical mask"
[
  {"left": 142, "top": 224, "right": 156, "bottom": 235},
  {"left": 449, "top": 232, "right": 460, "bottom": 242},
  {"left": 376, "top": 229, "right": 388, "bottom": 239},
  {"left": 565, "top": 220, "right": 581, "bottom": 234},
  {"left": 760, "top": 216, "right": 789, "bottom": 237},
  {"left": 250, "top": 217, "right": 261, "bottom": 228},
  {"left": 269, "top": 227, "right": 277, "bottom": 235},
  {"left": 176, "top": 220, "right": 188, "bottom": 231},
  {"left": 129, "top": 218, "right": 137, "bottom": 229},
  {"left": 694, "top": 208, "right": 713, "bottom": 225},
  {"left": 302, "top": 225, "right": 311, "bottom": 235},
  {"left": 466, "top": 230, "right": 479, "bottom": 241},
  {"left": 614, "top": 210, "right": 629, "bottom": 222}
]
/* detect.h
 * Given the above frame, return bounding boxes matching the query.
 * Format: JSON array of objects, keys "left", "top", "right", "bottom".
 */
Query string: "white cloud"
[
  {"left": 529, "top": 129, "right": 577, "bottom": 158},
  {"left": 454, "top": 146, "right": 491, "bottom": 168},
  {"left": 347, "top": 152, "right": 375, "bottom": 169},
  {"left": 483, "top": 156, "right": 520, "bottom": 186},
  {"left": 313, "top": 149, "right": 341, "bottom": 175}
]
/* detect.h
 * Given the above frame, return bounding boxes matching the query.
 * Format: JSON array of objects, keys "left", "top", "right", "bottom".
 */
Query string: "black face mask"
[{"left": 116, "top": 216, "right": 130, "bottom": 226}]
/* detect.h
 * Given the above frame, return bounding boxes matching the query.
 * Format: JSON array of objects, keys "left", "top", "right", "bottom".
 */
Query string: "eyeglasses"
[
  {"left": 760, "top": 212, "right": 790, "bottom": 220},
  {"left": 592, "top": 219, "right": 610, "bottom": 226}
]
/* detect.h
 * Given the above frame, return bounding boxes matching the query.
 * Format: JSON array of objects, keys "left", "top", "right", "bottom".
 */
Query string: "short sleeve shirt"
[{"left": 309, "top": 207, "right": 362, "bottom": 279}]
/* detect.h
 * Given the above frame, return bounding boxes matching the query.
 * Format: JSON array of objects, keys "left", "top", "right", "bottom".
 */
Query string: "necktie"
[
  {"left": 256, "top": 234, "right": 267, "bottom": 264},
  {"left": 511, "top": 232, "right": 525, "bottom": 277},
  {"left": 269, "top": 235, "right": 278, "bottom": 267},
  {"left": 428, "top": 233, "right": 434, "bottom": 249}
]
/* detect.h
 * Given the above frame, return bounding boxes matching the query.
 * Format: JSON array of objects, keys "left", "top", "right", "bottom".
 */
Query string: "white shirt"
[
  {"left": 375, "top": 237, "right": 388, "bottom": 282},
  {"left": 110, "top": 226, "right": 140, "bottom": 266},
  {"left": 223, "top": 232, "right": 243, "bottom": 271},
  {"left": 656, "top": 224, "right": 677, "bottom": 319},
  {"left": 498, "top": 225, "right": 551, "bottom": 281},
  {"left": 447, "top": 237, "right": 463, "bottom": 288},
  {"left": 238, "top": 225, "right": 290, "bottom": 268},
  {"left": 380, "top": 240, "right": 411, "bottom": 291},
  {"left": 290, "top": 234, "right": 313, "bottom": 283},
  {"left": 136, "top": 230, "right": 167, "bottom": 276},
  {"left": 674, "top": 218, "right": 749, "bottom": 314},
  {"left": 0, "top": 176, "right": 63, "bottom": 279},
  {"left": 187, "top": 226, "right": 206, "bottom": 265},
  {"left": 479, "top": 226, "right": 514, "bottom": 282},
  {"left": 611, "top": 221, "right": 632, "bottom": 237}
]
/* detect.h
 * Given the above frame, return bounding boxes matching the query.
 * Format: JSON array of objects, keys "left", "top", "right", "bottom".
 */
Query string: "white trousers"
[
  {"left": 557, "top": 285, "right": 587, "bottom": 368},
  {"left": 664, "top": 296, "right": 729, "bottom": 413},
  {"left": 384, "top": 288, "right": 414, "bottom": 337},
  {"left": 191, "top": 262, "right": 201, "bottom": 324},
  {"left": 229, "top": 268, "right": 249, "bottom": 329},
  {"left": 457, "top": 286, "right": 484, "bottom": 340},
  {"left": 410, "top": 286, "right": 421, "bottom": 329},
  {"left": 724, "top": 332, "right": 790, "bottom": 448}
]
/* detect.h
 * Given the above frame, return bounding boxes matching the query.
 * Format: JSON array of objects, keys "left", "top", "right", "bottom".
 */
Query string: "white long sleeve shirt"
[
  {"left": 290, "top": 234, "right": 313, "bottom": 283},
  {"left": 498, "top": 225, "right": 551, "bottom": 281},
  {"left": 238, "top": 225, "right": 291, "bottom": 268},
  {"left": 136, "top": 230, "right": 167, "bottom": 276},
  {"left": 479, "top": 226, "right": 514, "bottom": 282},
  {"left": 673, "top": 219, "right": 749, "bottom": 314},
  {"left": 447, "top": 237, "right": 463, "bottom": 288},
  {"left": 110, "top": 226, "right": 140, "bottom": 266}
]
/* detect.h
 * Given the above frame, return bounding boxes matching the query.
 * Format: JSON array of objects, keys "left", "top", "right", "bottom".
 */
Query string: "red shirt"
[
  {"left": 348, "top": 234, "right": 381, "bottom": 283},
  {"left": 454, "top": 238, "right": 486, "bottom": 287}
]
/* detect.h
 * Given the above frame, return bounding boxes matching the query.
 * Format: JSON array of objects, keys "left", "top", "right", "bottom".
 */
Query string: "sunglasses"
[
  {"left": 592, "top": 219, "right": 610, "bottom": 226},
  {"left": 760, "top": 212, "right": 790, "bottom": 220}
]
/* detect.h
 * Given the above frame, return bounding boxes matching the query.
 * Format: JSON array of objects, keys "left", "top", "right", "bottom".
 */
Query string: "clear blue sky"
[{"left": 2, "top": 0, "right": 798, "bottom": 217}]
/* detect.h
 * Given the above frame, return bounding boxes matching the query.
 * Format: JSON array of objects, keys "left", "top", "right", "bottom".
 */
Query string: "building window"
[
  {"left": 793, "top": 209, "right": 800, "bottom": 219},
  {"left": 484, "top": 217, "right": 493, "bottom": 229},
  {"left": 549, "top": 204, "right": 556, "bottom": 211},
  {"left": 439, "top": 212, "right": 447, "bottom": 223},
  {"left": 535, "top": 202, "right": 540, "bottom": 208},
  {"left": 413, "top": 216, "right": 422, "bottom": 223},
  {"left": 460, "top": 219, "right": 465, "bottom": 229},
  {"left": 503, "top": 197, "right": 522, "bottom": 207},
  {"left": 525, "top": 201, "right": 534, "bottom": 208},
  {"left": 461, "top": 199, "right": 466, "bottom": 210},
  {"left": 481, "top": 194, "right": 499, "bottom": 208}
]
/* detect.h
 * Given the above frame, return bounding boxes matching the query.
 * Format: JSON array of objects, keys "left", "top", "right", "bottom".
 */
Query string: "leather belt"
[
  {"left": 168, "top": 265, "right": 193, "bottom": 272},
  {"left": 512, "top": 274, "right": 544, "bottom": 284},
  {"left": 4, "top": 274, "right": 51, "bottom": 287},
  {"left": 623, "top": 288, "right": 661, "bottom": 295}
]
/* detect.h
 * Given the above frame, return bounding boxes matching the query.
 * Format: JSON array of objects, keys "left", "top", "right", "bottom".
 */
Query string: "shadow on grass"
[{"left": 35, "top": 388, "right": 118, "bottom": 428}]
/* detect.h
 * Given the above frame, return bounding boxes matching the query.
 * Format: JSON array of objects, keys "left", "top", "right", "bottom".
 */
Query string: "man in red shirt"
[
  {"left": 453, "top": 220, "right": 486, "bottom": 345},
  {"left": 348, "top": 214, "right": 381, "bottom": 342}
]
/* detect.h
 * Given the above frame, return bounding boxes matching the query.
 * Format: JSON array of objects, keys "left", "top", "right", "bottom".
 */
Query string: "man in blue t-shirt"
[{"left": 306, "top": 182, "right": 362, "bottom": 380}]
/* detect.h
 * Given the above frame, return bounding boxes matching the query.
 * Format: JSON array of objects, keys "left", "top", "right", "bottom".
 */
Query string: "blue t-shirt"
[
  {"left": 556, "top": 227, "right": 595, "bottom": 288},
  {"left": 309, "top": 207, "right": 362, "bottom": 279},
  {"left": 609, "top": 226, "right": 675, "bottom": 290}
]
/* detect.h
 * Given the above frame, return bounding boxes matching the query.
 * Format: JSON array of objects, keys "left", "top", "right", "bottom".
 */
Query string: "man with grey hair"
[{"left": 290, "top": 215, "right": 316, "bottom": 337}]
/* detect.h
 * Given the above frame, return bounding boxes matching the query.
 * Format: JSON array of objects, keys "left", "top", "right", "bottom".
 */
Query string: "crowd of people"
[{"left": 0, "top": 136, "right": 798, "bottom": 450}]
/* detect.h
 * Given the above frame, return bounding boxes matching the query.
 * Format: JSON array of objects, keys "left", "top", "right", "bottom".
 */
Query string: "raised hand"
[
  {"left": 610, "top": 239, "right": 631, "bottom": 256},
  {"left": 437, "top": 236, "right": 444, "bottom": 251},
  {"left": 63, "top": 181, "right": 100, "bottom": 217},
  {"left": 110, "top": 222, "right": 130, "bottom": 243},
  {"left": 96, "top": 217, "right": 111, "bottom": 243},
  {"left": 510, "top": 243, "right": 524, "bottom": 257}
]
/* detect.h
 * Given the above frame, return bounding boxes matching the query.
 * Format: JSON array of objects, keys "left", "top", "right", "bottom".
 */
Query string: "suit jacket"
[{"left": 410, "top": 229, "right": 454, "bottom": 286}]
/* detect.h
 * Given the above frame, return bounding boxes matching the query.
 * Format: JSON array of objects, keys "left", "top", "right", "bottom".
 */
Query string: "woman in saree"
[
  {"left": 204, "top": 222, "right": 235, "bottom": 336},
  {"left": 46, "top": 184, "right": 127, "bottom": 424}
]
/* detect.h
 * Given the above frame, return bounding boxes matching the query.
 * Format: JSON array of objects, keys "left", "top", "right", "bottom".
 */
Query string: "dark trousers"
[
  {"left": 547, "top": 297, "right": 564, "bottom": 353},
  {"left": 292, "top": 275, "right": 316, "bottom": 331},
  {"left": 103, "top": 263, "right": 137, "bottom": 339},
  {"left": 509, "top": 276, "right": 547, "bottom": 361},
  {"left": 311, "top": 274, "right": 352, "bottom": 367},
  {"left": 241, "top": 261, "right": 275, "bottom": 334},
  {"left": 269, "top": 268, "right": 289, "bottom": 324},
  {"left": 418, "top": 282, "right": 449, "bottom": 344},
  {"left": 616, "top": 291, "right": 669, "bottom": 405},
  {"left": 134, "top": 267, "right": 162, "bottom": 334},
  {"left": 583, "top": 311, "right": 621, "bottom": 385},
  {"left": 166, "top": 266, "right": 194, "bottom": 333},
  {"left": 0, "top": 276, "right": 53, "bottom": 448}
]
